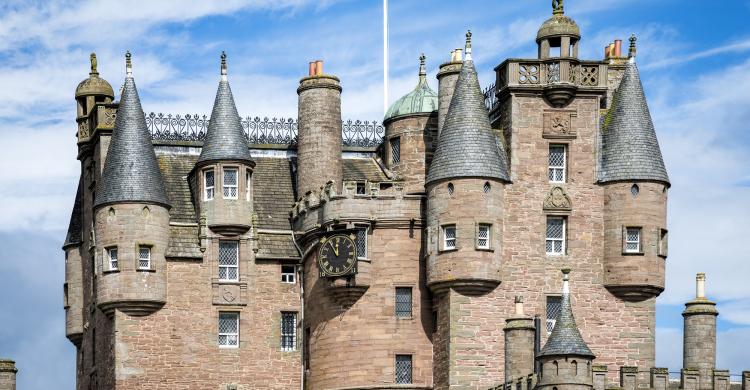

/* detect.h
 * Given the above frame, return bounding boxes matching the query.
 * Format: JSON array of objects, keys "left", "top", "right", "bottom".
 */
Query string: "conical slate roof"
[
  {"left": 197, "top": 53, "right": 253, "bottom": 165},
  {"left": 94, "top": 53, "right": 170, "bottom": 209},
  {"left": 63, "top": 176, "right": 83, "bottom": 248},
  {"left": 426, "top": 34, "right": 510, "bottom": 185},
  {"left": 599, "top": 60, "right": 669, "bottom": 185},
  {"left": 538, "top": 270, "right": 595, "bottom": 359},
  {"left": 384, "top": 54, "right": 438, "bottom": 121}
]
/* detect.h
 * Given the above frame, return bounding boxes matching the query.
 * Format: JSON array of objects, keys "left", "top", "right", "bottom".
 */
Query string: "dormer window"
[
  {"left": 356, "top": 182, "right": 366, "bottom": 195},
  {"left": 223, "top": 168, "right": 238, "bottom": 199},
  {"left": 204, "top": 169, "right": 215, "bottom": 201}
]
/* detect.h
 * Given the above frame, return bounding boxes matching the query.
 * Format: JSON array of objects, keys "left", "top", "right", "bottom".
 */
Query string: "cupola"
[
  {"left": 536, "top": 0, "right": 581, "bottom": 59},
  {"left": 75, "top": 53, "right": 114, "bottom": 119},
  {"left": 384, "top": 54, "right": 438, "bottom": 122}
]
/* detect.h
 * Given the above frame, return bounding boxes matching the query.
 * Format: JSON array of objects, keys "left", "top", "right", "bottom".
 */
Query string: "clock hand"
[{"left": 331, "top": 240, "right": 339, "bottom": 256}]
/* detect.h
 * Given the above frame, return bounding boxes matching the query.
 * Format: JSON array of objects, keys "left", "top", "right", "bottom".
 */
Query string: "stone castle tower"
[{"left": 58, "top": 2, "right": 748, "bottom": 389}]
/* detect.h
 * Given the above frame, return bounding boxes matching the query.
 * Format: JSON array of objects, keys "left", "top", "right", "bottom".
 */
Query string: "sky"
[{"left": 0, "top": 0, "right": 748, "bottom": 387}]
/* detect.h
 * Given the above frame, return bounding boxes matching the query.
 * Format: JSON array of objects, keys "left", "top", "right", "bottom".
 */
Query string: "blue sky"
[{"left": 1, "top": 0, "right": 749, "bottom": 387}]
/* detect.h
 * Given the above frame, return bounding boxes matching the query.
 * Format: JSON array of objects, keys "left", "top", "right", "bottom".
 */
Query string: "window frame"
[
  {"left": 624, "top": 226, "right": 642, "bottom": 254},
  {"left": 546, "top": 295, "right": 562, "bottom": 335},
  {"left": 355, "top": 181, "right": 367, "bottom": 195},
  {"left": 476, "top": 223, "right": 492, "bottom": 250},
  {"left": 203, "top": 169, "right": 215, "bottom": 201},
  {"left": 390, "top": 136, "right": 401, "bottom": 165},
  {"left": 280, "top": 312, "right": 297, "bottom": 352},
  {"left": 545, "top": 216, "right": 566, "bottom": 256},
  {"left": 355, "top": 225, "right": 369, "bottom": 260},
  {"left": 442, "top": 224, "right": 457, "bottom": 251},
  {"left": 395, "top": 354, "right": 413, "bottom": 384},
  {"left": 281, "top": 265, "right": 296, "bottom": 284},
  {"left": 218, "top": 312, "right": 240, "bottom": 348},
  {"left": 222, "top": 167, "right": 239, "bottom": 199},
  {"left": 137, "top": 245, "right": 151, "bottom": 270},
  {"left": 548, "top": 144, "right": 567, "bottom": 183},
  {"left": 395, "top": 287, "right": 413, "bottom": 318},
  {"left": 106, "top": 247, "right": 118, "bottom": 271},
  {"left": 218, "top": 241, "right": 239, "bottom": 282}
]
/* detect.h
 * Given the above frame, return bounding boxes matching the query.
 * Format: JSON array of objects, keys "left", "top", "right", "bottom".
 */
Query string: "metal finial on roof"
[
  {"left": 125, "top": 51, "right": 132, "bottom": 77},
  {"left": 464, "top": 30, "right": 473, "bottom": 61},
  {"left": 628, "top": 33, "right": 637, "bottom": 61},
  {"left": 418, "top": 53, "right": 426, "bottom": 78},
  {"left": 89, "top": 53, "right": 98, "bottom": 75},
  {"left": 553, "top": 0, "right": 564, "bottom": 15},
  {"left": 220, "top": 51, "right": 228, "bottom": 81}
]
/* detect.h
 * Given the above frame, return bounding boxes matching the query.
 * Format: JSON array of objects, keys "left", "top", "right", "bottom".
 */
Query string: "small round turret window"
[
  {"left": 631, "top": 184, "right": 639, "bottom": 197},
  {"left": 483, "top": 182, "right": 491, "bottom": 193}
]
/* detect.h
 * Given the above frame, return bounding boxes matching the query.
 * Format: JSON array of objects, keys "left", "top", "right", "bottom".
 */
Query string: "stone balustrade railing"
[{"left": 494, "top": 58, "right": 608, "bottom": 91}]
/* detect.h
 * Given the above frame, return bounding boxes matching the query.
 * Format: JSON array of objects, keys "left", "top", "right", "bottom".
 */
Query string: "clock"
[{"left": 317, "top": 233, "right": 358, "bottom": 278}]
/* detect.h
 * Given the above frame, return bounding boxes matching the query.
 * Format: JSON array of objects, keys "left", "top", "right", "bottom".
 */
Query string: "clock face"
[{"left": 317, "top": 234, "right": 358, "bottom": 278}]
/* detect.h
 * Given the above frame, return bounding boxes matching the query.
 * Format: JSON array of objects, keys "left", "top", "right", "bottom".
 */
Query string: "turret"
[
  {"left": 537, "top": 269, "right": 595, "bottom": 390},
  {"left": 425, "top": 31, "right": 510, "bottom": 295},
  {"left": 75, "top": 53, "right": 114, "bottom": 141},
  {"left": 600, "top": 39, "right": 670, "bottom": 302},
  {"left": 436, "top": 48, "right": 462, "bottom": 138},
  {"left": 62, "top": 177, "right": 84, "bottom": 345},
  {"left": 383, "top": 54, "right": 438, "bottom": 194},
  {"left": 536, "top": 0, "right": 580, "bottom": 60},
  {"left": 504, "top": 296, "right": 536, "bottom": 381},
  {"left": 190, "top": 52, "right": 255, "bottom": 235},
  {"left": 682, "top": 273, "right": 718, "bottom": 390},
  {"left": 93, "top": 52, "right": 170, "bottom": 316},
  {"left": 0, "top": 359, "right": 17, "bottom": 390},
  {"left": 296, "top": 60, "right": 343, "bottom": 196}
]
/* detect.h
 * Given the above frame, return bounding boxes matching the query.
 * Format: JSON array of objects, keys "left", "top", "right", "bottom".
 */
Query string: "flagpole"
[{"left": 383, "top": 0, "right": 389, "bottom": 114}]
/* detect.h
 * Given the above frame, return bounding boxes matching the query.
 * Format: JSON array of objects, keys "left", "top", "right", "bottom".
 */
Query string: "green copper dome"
[{"left": 384, "top": 54, "right": 438, "bottom": 121}]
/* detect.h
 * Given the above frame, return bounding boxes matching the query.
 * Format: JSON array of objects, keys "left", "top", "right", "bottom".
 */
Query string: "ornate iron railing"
[
  {"left": 145, "top": 112, "right": 384, "bottom": 147},
  {"left": 483, "top": 83, "right": 498, "bottom": 112}
]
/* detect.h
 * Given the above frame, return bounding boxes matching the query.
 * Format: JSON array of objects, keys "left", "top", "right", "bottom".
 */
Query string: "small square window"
[
  {"left": 281, "top": 265, "right": 296, "bottom": 284},
  {"left": 549, "top": 145, "right": 566, "bottom": 183},
  {"left": 281, "top": 312, "right": 297, "bottom": 351},
  {"left": 395, "top": 355, "right": 413, "bottom": 384},
  {"left": 356, "top": 182, "right": 366, "bottom": 195},
  {"left": 107, "top": 247, "right": 118, "bottom": 271},
  {"left": 625, "top": 227, "right": 641, "bottom": 253},
  {"left": 546, "top": 217, "right": 565, "bottom": 255},
  {"left": 219, "top": 241, "right": 239, "bottom": 281},
  {"left": 546, "top": 296, "right": 562, "bottom": 335},
  {"left": 356, "top": 227, "right": 368, "bottom": 259},
  {"left": 204, "top": 169, "right": 215, "bottom": 201},
  {"left": 390, "top": 137, "right": 401, "bottom": 164},
  {"left": 223, "top": 168, "right": 238, "bottom": 199},
  {"left": 138, "top": 246, "right": 151, "bottom": 269},
  {"left": 443, "top": 225, "right": 456, "bottom": 250},
  {"left": 395, "top": 287, "right": 413, "bottom": 318},
  {"left": 477, "top": 224, "right": 491, "bottom": 249},
  {"left": 218, "top": 312, "right": 239, "bottom": 348}
]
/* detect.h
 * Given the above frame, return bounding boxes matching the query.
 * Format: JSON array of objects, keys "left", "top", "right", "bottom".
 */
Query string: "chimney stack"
[
  {"left": 504, "top": 296, "right": 535, "bottom": 382},
  {"left": 682, "top": 273, "right": 719, "bottom": 390},
  {"left": 0, "top": 359, "right": 17, "bottom": 390}
]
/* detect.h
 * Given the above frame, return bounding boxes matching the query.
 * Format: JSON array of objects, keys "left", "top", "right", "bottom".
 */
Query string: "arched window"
[
  {"left": 447, "top": 183, "right": 454, "bottom": 196},
  {"left": 631, "top": 183, "right": 639, "bottom": 197}
]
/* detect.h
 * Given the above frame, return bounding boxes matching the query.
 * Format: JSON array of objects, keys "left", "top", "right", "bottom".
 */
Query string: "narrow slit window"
[
  {"left": 443, "top": 225, "right": 456, "bottom": 250},
  {"left": 395, "top": 287, "right": 413, "bottom": 318},
  {"left": 218, "top": 312, "right": 239, "bottom": 348},
  {"left": 204, "top": 169, "right": 215, "bottom": 200},
  {"left": 138, "top": 246, "right": 151, "bottom": 269},
  {"left": 395, "top": 355, "right": 413, "bottom": 384},
  {"left": 546, "top": 296, "right": 562, "bottom": 335},
  {"left": 625, "top": 227, "right": 641, "bottom": 253},
  {"left": 390, "top": 137, "right": 401, "bottom": 164},
  {"left": 356, "top": 227, "right": 368, "bottom": 259},
  {"left": 281, "top": 312, "right": 297, "bottom": 351},
  {"left": 549, "top": 145, "right": 566, "bottom": 183},
  {"left": 245, "top": 170, "right": 252, "bottom": 201},
  {"left": 107, "top": 247, "right": 118, "bottom": 271},
  {"left": 546, "top": 217, "right": 565, "bottom": 255},
  {"left": 219, "top": 241, "right": 239, "bottom": 281},
  {"left": 223, "top": 168, "right": 238, "bottom": 199},
  {"left": 281, "top": 265, "right": 296, "bottom": 284},
  {"left": 477, "top": 224, "right": 491, "bottom": 249}
]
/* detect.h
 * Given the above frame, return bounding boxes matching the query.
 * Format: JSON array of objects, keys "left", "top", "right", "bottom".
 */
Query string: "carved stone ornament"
[
  {"left": 77, "top": 121, "right": 89, "bottom": 140},
  {"left": 543, "top": 111, "right": 577, "bottom": 139},
  {"left": 543, "top": 186, "right": 572, "bottom": 211}
]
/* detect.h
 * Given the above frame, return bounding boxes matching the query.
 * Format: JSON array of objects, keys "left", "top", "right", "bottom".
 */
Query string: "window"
[
  {"left": 483, "top": 181, "right": 491, "bottom": 193},
  {"left": 658, "top": 229, "right": 669, "bottom": 257},
  {"left": 107, "top": 247, "right": 118, "bottom": 270},
  {"left": 447, "top": 182, "right": 454, "bottom": 195},
  {"left": 245, "top": 171, "right": 252, "bottom": 201},
  {"left": 390, "top": 137, "right": 401, "bottom": 164},
  {"left": 138, "top": 246, "right": 151, "bottom": 269},
  {"left": 281, "top": 265, "right": 296, "bottom": 284},
  {"left": 395, "top": 287, "right": 413, "bottom": 318},
  {"left": 443, "top": 225, "right": 456, "bottom": 250},
  {"left": 625, "top": 227, "right": 641, "bottom": 253},
  {"left": 356, "top": 181, "right": 366, "bottom": 195},
  {"left": 218, "top": 312, "right": 239, "bottom": 348},
  {"left": 549, "top": 145, "right": 566, "bottom": 183},
  {"left": 219, "top": 241, "right": 239, "bottom": 281},
  {"left": 204, "top": 169, "right": 215, "bottom": 200},
  {"left": 395, "top": 355, "right": 413, "bottom": 384},
  {"left": 477, "top": 224, "right": 491, "bottom": 249},
  {"left": 281, "top": 312, "right": 297, "bottom": 351},
  {"left": 631, "top": 184, "right": 640, "bottom": 197},
  {"left": 356, "top": 227, "right": 368, "bottom": 259},
  {"left": 546, "top": 217, "right": 565, "bottom": 255},
  {"left": 546, "top": 296, "right": 562, "bottom": 335},
  {"left": 223, "top": 168, "right": 238, "bottom": 199}
]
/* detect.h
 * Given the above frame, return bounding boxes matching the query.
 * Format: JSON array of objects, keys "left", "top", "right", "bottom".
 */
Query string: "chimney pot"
[
  {"left": 308, "top": 62, "right": 316, "bottom": 76},
  {"left": 614, "top": 39, "right": 623, "bottom": 57},
  {"left": 604, "top": 45, "right": 611, "bottom": 59},
  {"left": 696, "top": 273, "right": 706, "bottom": 299},
  {"left": 315, "top": 60, "right": 324, "bottom": 75}
]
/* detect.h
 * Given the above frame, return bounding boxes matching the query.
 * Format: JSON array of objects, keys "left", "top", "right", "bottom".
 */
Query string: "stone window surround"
[
  {"left": 658, "top": 228, "right": 668, "bottom": 258},
  {"left": 218, "top": 240, "right": 240, "bottom": 282},
  {"left": 440, "top": 223, "right": 457, "bottom": 252},
  {"left": 394, "top": 352, "right": 414, "bottom": 384},
  {"left": 390, "top": 136, "right": 401, "bottom": 165},
  {"left": 622, "top": 226, "right": 644, "bottom": 255},
  {"left": 280, "top": 311, "right": 297, "bottom": 352},
  {"left": 136, "top": 243, "right": 153, "bottom": 271},
  {"left": 281, "top": 264, "right": 296, "bottom": 284},
  {"left": 203, "top": 168, "right": 215, "bottom": 201},
  {"left": 218, "top": 311, "right": 240, "bottom": 349},
  {"left": 222, "top": 166, "right": 239, "bottom": 199},
  {"left": 201, "top": 163, "right": 253, "bottom": 202},
  {"left": 475, "top": 222, "right": 494, "bottom": 251},
  {"left": 353, "top": 223, "right": 370, "bottom": 260},
  {"left": 394, "top": 285, "right": 415, "bottom": 319},
  {"left": 548, "top": 143, "right": 568, "bottom": 183},
  {"left": 545, "top": 216, "right": 566, "bottom": 256},
  {"left": 105, "top": 246, "right": 118, "bottom": 272}
]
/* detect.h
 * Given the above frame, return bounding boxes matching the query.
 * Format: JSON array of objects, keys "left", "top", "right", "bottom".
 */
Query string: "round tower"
[
  {"left": 536, "top": 269, "right": 595, "bottom": 390},
  {"left": 600, "top": 41, "right": 670, "bottom": 302},
  {"left": 504, "top": 296, "right": 536, "bottom": 381},
  {"left": 0, "top": 359, "right": 17, "bottom": 390},
  {"left": 75, "top": 53, "right": 114, "bottom": 139},
  {"left": 682, "top": 273, "right": 718, "bottom": 390},
  {"left": 426, "top": 31, "right": 510, "bottom": 296},
  {"left": 383, "top": 54, "right": 438, "bottom": 194},
  {"left": 190, "top": 52, "right": 255, "bottom": 235},
  {"left": 435, "top": 49, "right": 462, "bottom": 138},
  {"left": 63, "top": 178, "right": 84, "bottom": 345},
  {"left": 94, "top": 52, "right": 170, "bottom": 316},
  {"left": 296, "top": 60, "right": 343, "bottom": 197}
]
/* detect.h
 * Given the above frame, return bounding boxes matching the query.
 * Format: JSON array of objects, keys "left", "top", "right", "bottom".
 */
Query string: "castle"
[{"left": 19, "top": 1, "right": 744, "bottom": 390}]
